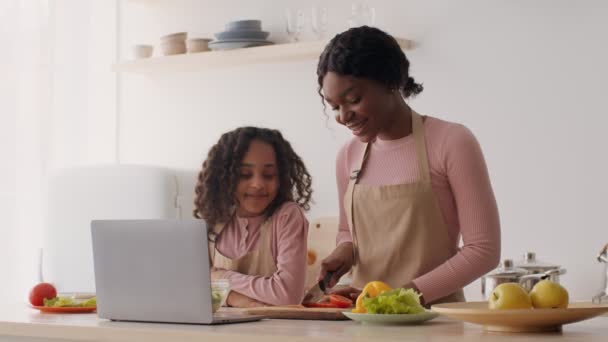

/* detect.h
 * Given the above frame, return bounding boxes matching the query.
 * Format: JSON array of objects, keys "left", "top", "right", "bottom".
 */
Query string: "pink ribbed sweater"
[
  {"left": 335, "top": 115, "right": 501, "bottom": 302},
  {"left": 215, "top": 202, "right": 308, "bottom": 305}
]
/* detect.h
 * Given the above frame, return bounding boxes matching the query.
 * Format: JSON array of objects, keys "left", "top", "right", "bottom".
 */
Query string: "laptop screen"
[{"left": 92, "top": 219, "right": 214, "bottom": 324}]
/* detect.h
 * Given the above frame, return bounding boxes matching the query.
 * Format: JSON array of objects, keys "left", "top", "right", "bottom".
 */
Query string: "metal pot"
[
  {"left": 481, "top": 258, "right": 566, "bottom": 300},
  {"left": 515, "top": 252, "right": 566, "bottom": 290},
  {"left": 592, "top": 243, "right": 608, "bottom": 304},
  {"left": 481, "top": 259, "right": 527, "bottom": 300}
]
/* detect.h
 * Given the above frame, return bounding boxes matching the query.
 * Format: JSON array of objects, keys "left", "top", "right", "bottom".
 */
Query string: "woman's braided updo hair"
[
  {"left": 193, "top": 126, "right": 312, "bottom": 226},
  {"left": 317, "top": 26, "right": 423, "bottom": 102}
]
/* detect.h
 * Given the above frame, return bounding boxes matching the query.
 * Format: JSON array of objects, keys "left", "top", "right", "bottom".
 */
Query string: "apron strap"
[
  {"left": 208, "top": 222, "right": 227, "bottom": 267},
  {"left": 346, "top": 143, "right": 370, "bottom": 266},
  {"left": 411, "top": 110, "right": 432, "bottom": 183},
  {"left": 257, "top": 217, "right": 273, "bottom": 254},
  {"left": 349, "top": 143, "right": 370, "bottom": 182}
]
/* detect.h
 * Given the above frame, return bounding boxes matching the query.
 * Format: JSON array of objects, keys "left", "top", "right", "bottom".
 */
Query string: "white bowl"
[
  {"left": 215, "top": 30, "right": 269, "bottom": 41},
  {"left": 160, "top": 41, "right": 186, "bottom": 55},
  {"left": 160, "top": 32, "right": 187, "bottom": 43},
  {"left": 187, "top": 38, "right": 212, "bottom": 53},
  {"left": 225, "top": 20, "right": 261, "bottom": 31},
  {"left": 208, "top": 40, "right": 273, "bottom": 51},
  {"left": 131, "top": 44, "right": 153, "bottom": 59}
]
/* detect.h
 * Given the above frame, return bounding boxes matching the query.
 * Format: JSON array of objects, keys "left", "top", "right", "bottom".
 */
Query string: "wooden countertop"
[{"left": 1, "top": 303, "right": 607, "bottom": 342}]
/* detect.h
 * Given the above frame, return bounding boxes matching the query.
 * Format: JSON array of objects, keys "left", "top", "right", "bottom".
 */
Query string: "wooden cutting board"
[{"left": 241, "top": 305, "right": 349, "bottom": 320}]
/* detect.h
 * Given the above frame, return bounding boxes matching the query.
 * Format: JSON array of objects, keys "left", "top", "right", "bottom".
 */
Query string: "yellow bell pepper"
[{"left": 352, "top": 281, "right": 392, "bottom": 313}]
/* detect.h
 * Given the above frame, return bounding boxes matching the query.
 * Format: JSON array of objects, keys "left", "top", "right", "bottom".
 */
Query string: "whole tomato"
[{"left": 29, "top": 283, "right": 57, "bottom": 306}]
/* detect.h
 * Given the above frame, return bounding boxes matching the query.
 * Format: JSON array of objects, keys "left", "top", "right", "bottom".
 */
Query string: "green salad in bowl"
[
  {"left": 211, "top": 279, "right": 230, "bottom": 313},
  {"left": 362, "top": 288, "right": 425, "bottom": 314}
]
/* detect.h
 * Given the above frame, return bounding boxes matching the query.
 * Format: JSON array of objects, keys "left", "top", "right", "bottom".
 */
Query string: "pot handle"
[
  {"left": 598, "top": 243, "right": 608, "bottom": 263},
  {"left": 518, "top": 273, "right": 543, "bottom": 284},
  {"left": 518, "top": 268, "right": 566, "bottom": 285},
  {"left": 544, "top": 268, "right": 566, "bottom": 277}
]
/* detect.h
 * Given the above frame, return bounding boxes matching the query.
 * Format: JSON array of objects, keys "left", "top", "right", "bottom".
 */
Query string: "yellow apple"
[
  {"left": 488, "top": 283, "right": 532, "bottom": 310},
  {"left": 529, "top": 280, "right": 569, "bottom": 309}
]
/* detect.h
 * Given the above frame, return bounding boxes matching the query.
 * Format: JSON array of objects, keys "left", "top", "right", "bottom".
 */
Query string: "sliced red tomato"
[
  {"left": 303, "top": 302, "right": 340, "bottom": 308},
  {"left": 329, "top": 294, "right": 353, "bottom": 308}
]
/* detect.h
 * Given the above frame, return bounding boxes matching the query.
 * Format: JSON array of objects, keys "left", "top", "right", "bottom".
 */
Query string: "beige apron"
[
  {"left": 345, "top": 110, "right": 465, "bottom": 305},
  {"left": 209, "top": 218, "right": 277, "bottom": 278}
]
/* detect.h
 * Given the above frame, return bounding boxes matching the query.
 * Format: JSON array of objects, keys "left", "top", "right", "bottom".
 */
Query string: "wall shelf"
[{"left": 113, "top": 38, "right": 414, "bottom": 74}]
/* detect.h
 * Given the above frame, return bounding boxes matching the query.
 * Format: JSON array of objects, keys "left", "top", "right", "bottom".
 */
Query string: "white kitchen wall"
[
  {"left": 78, "top": 0, "right": 608, "bottom": 301},
  {"left": 1, "top": 0, "right": 51, "bottom": 304},
  {"left": 0, "top": 0, "right": 120, "bottom": 303},
  {"left": 0, "top": 89, "right": 16, "bottom": 304},
  {"left": 49, "top": 0, "right": 117, "bottom": 168},
  {"left": 0, "top": 3, "right": 18, "bottom": 303}
]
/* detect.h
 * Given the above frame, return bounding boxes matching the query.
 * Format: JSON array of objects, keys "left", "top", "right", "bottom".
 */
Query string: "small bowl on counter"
[
  {"left": 131, "top": 44, "right": 153, "bottom": 59},
  {"left": 160, "top": 32, "right": 187, "bottom": 56},
  {"left": 160, "top": 32, "right": 187, "bottom": 43},
  {"left": 160, "top": 42, "right": 186, "bottom": 55},
  {"left": 187, "top": 38, "right": 212, "bottom": 53}
]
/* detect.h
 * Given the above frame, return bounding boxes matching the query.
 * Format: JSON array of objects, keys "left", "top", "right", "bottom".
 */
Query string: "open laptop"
[{"left": 91, "top": 219, "right": 263, "bottom": 325}]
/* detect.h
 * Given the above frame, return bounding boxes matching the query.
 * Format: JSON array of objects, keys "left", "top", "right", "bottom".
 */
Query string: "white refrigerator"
[{"left": 43, "top": 165, "right": 197, "bottom": 293}]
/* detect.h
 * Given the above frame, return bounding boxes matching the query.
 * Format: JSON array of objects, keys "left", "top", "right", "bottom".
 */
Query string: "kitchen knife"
[{"left": 302, "top": 272, "right": 334, "bottom": 304}]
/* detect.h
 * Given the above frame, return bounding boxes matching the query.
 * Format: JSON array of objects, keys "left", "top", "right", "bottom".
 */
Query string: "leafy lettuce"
[
  {"left": 43, "top": 296, "right": 96, "bottom": 307},
  {"left": 362, "top": 288, "right": 425, "bottom": 314}
]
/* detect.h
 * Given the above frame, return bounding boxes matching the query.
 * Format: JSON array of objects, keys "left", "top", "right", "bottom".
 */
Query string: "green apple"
[
  {"left": 488, "top": 283, "right": 532, "bottom": 310},
  {"left": 529, "top": 280, "right": 569, "bottom": 309}
]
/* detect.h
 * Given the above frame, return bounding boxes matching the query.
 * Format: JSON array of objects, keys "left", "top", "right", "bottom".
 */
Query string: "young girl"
[{"left": 194, "top": 126, "right": 313, "bottom": 307}]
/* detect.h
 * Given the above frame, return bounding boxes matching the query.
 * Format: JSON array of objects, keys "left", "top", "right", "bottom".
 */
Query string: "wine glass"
[
  {"left": 311, "top": 6, "right": 328, "bottom": 40},
  {"left": 286, "top": 8, "right": 304, "bottom": 42},
  {"left": 348, "top": 3, "right": 375, "bottom": 28},
  {"left": 347, "top": 3, "right": 362, "bottom": 28},
  {"left": 362, "top": 4, "right": 376, "bottom": 26}
]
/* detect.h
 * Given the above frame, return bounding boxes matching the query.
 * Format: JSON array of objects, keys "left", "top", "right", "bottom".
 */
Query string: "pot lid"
[
  {"left": 484, "top": 259, "right": 529, "bottom": 278},
  {"left": 515, "top": 252, "right": 560, "bottom": 271}
]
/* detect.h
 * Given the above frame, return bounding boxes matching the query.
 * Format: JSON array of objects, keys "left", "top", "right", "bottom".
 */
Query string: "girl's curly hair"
[
  {"left": 193, "top": 126, "right": 313, "bottom": 226},
  {"left": 316, "top": 26, "right": 423, "bottom": 106}
]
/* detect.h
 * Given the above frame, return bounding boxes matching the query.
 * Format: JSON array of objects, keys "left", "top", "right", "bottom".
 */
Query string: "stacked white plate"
[{"left": 209, "top": 20, "right": 274, "bottom": 51}]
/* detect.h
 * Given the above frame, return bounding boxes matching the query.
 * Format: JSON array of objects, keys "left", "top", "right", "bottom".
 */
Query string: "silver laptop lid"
[{"left": 91, "top": 219, "right": 213, "bottom": 324}]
